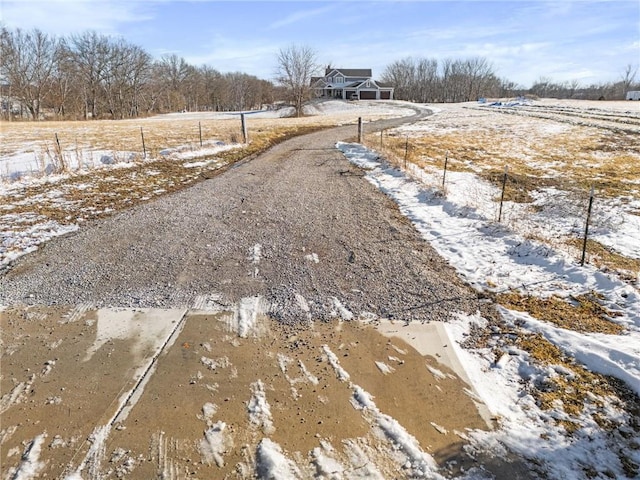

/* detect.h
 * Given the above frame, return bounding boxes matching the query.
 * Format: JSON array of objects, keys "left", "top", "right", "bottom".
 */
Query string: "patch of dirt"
[{"left": 1, "top": 305, "right": 491, "bottom": 479}]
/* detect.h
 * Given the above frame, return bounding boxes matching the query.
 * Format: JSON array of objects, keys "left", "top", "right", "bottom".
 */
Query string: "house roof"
[{"left": 326, "top": 68, "right": 372, "bottom": 77}]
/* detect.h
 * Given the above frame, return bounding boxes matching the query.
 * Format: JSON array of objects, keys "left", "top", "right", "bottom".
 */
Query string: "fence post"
[
  {"left": 380, "top": 129, "right": 384, "bottom": 149},
  {"left": 241, "top": 113, "right": 248, "bottom": 143},
  {"left": 199, "top": 121, "right": 203, "bottom": 147},
  {"left": 54, "top": 133, "right": 65, "bottom": 169},
  {"left": 404, "top": 136, "right": 409, "bottom": 169},
  {"left": 54, "top": 133, "right": 63, "bottom": 159},
  {"left": 140, "top": 127, "right": 146, "bottom": 159},
  {"left": 442, "top": 151, "right": 449, "bottom": 188},
  {"left": 498, "top": 165, "right": 509, "bottom": 223},
  {"left": 581, "top": 186, "right": 595, "bottom": 266},
  {"left": 358, "top": 117, "right": 363, "bottom": 143}
]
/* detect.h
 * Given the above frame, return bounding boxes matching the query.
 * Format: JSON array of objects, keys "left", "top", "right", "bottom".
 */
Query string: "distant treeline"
[
  {"left": 0, "top": 28, "right": 276, "bottom": 120},
  {"left": 1, "top": 27, "right": 637, "bottom": 121},
  {"left": 381, "top": 57, "right": 639, "bottom": 103}
]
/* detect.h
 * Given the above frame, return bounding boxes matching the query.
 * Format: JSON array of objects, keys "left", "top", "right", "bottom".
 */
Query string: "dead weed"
[{"left": 497, "top": 291, "right": 624, "bottom": 335}]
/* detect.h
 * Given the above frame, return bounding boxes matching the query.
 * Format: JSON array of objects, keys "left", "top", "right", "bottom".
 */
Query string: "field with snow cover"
[
  {"left": 346, "top": 98, "right": 639, "bottom": 479},
  {"left": 1, "top": 98, "right": 639, "bottom": 479}
]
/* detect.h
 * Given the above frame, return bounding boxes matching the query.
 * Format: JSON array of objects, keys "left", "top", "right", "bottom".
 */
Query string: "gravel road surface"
[{"left": 1, "top": 107, "right": 486, "bottom": 324}]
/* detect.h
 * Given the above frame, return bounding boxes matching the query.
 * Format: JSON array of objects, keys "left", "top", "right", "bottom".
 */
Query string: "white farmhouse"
[{"left": 626, "top": 91, "right": 640, "bottom": 100}]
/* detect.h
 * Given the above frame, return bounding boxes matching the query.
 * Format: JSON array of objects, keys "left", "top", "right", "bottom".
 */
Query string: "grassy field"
[{"left": 365, "top": 100, "right": 640, "bottom": 274}]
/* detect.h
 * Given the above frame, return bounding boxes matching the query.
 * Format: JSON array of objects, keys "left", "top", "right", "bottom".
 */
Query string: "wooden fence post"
[
  {"left": 404, "top": 136, "right": 409, "bottom": 169},
  {"left": 357, "top": 117, "right": 363, "bottom": 143},
  {"left": 54, "top": 133, "right": 65, "bottom": 170},
  {"left": 581, "top": 186, "right": 595, "bottom": 266},
  {"left": 140, "top": 127, "right": 146, "bottom": 159},
  {"left": 240, "top": 113, "right": 248, "bottom": 143}
]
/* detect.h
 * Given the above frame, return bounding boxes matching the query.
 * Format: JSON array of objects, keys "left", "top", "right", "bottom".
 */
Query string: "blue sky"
[{"left": 2, "top": 0, "right": 639, "bottom": 88}]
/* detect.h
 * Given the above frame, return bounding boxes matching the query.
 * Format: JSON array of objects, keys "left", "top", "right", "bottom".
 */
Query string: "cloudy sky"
[{"left": 2, "top": 0, "right": 639, "bottom": 88}]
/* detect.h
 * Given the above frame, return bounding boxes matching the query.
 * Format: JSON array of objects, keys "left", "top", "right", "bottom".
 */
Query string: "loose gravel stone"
[{"left": 0, "top": 110, "right": 486, "bottom": 324}]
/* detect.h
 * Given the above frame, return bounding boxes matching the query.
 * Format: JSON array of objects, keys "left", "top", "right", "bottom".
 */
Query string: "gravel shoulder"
[{"left": 0, "top": 107, "right": 486, "bottom": 324}]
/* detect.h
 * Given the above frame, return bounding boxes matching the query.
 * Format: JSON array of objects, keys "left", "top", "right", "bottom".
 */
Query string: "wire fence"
[{"left": 355, "top": 121, "right": 638, "bottom": 277}]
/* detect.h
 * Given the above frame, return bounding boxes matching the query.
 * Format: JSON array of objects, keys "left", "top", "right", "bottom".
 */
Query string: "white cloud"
[{"left": 267, "top": 5, "right": 335, "bottom": 30}]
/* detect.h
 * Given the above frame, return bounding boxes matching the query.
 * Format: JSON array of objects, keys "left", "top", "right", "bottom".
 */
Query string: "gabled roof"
[{"left": 325, "top": 68, "right": 372, "bottom": 78}]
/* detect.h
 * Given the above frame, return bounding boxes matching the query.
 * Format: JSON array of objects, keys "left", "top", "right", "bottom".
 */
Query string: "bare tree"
[
  {"left": 156, "top": 54, "right": 191, "bottom": 111},
  {"left": 69, "top": 31, "right": 112, "bottom": 119},
  {"left": 275, "top": 44, "right": 318, "bottom": 116},
  {"left": 0, "top": 27, "right": 61, "bottom": 120},
  {"left": 463, "top": 57, "right": 495, "bottom": 101},
  {"left": 620, "top": 64, "right": 638, "bottom": 96},
  {"left": 381, "top": 58, "right": 416, "bottom": 101}
]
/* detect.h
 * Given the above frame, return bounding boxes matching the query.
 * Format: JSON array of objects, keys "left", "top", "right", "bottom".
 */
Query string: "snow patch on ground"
[
  {"left": 324, "top": 345, "right": 443, "bottom": 478},
  {"left": 255, "top": 438, "right": 301, "bottom": 480},
  {"left": 199, "top": 421, "right": 232, "bottom": 467},
  {"left": 7, "top": 433, "right": 47, "bottom": 480},
  {"left": 446, "top": 313, "right": 640, "bottom": 479},
  {"left": 375, "top": 361, "right": 395, "bottom": 375},
  {"left": 84, "top": 309, "right": 180, "bottom": 362},
  {"left": 225, "top": 296, "right": 269, "bottom": 338},
  {"left": 247, "top": 380, "right": 275, "bottom": 434},
  {"left": 322, "top": 345, "right": 351, "bottom": 382},
  {"left": 337, "top": 141, "right": 640, "bottom": 391},
  {"left": 337, "top": 139, "right": 640, "bottom": 479}
]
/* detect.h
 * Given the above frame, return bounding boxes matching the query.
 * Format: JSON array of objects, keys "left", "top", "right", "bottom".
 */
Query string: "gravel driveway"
[{"left": 1, "top": 107, "right": 486, "bottom": 324}]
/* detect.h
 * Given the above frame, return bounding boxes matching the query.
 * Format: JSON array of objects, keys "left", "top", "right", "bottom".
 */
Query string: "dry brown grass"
[
  {"left": 566, "top": 238, "right": 640, "bottom": 280},
  {"left": 366, "top": 110, "right": 640, "bottom": 201},
  {"left": 516, "top": 333, "right": 620, "bottom": 433},
  {"left": 363, "top": 105, "right": 639, "bottom": 289},
  {"left": 497, "top": 291, "right": 624, "bottom": 335},
  {"left": 463, "top": 316, "right": 638, "bottom": 447},
  {"left": 0, "top": 124, "right": 326, "bottom": 239},
  {"left": 0, "top": 108, "right": 389, "bottom": 160}
]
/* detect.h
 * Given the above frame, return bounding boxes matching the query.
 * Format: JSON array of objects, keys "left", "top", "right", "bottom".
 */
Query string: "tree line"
[
  {"left": 0, "top": 28, "right": 276, "bottom": 120},
  {"left": 2, "top": 28, "right": 638, "bottom": 122},
  {"left": 381, "top": 57, "right": 638, "bottom": 103}
]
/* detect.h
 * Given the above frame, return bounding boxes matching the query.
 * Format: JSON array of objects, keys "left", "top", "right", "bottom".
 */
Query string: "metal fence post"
[
  {"left": 498, "top": 166, "right": 509, "bottom": 223},
  {"left": 581, "top": 186, "right": 595, "bottom": 266}
]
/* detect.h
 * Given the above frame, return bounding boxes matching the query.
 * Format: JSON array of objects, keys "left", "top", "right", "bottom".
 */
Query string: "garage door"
[
  {"left": 380, "top": 91, "right": 391, "bottom": 99},
  {"left": 360, "top": 91, "right": 377, "bottom": 100}
]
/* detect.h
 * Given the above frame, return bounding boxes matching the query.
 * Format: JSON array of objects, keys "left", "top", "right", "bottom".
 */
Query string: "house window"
[
  {"left": 327, "top": 76, "right": 332, "bottom": 83},
  {"left": 336, "top": 76, "right": 343, "bottom": 83},
  {"left": 365, "top": 80, "right": 370, "bottom": 87}
]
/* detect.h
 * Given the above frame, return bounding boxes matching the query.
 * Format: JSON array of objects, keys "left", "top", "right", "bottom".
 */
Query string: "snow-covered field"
[
  {"left": 1, "top": 99, "right": 639, "bottom": 478},
  {"left": 336, "top": 98, "right": 639, "bottom": 478}
]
